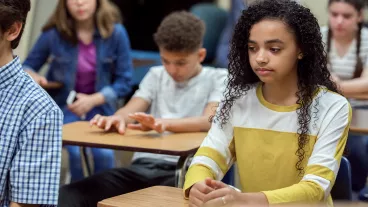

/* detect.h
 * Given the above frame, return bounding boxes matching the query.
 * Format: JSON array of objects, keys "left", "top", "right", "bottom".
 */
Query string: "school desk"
[
  {"left": 350, "top": 109, "right": 368, "bottom": 135},
  {"left": 97, "top": 186, "right": 368, "bottom": 207},
  {"left": 62, "top": 121, "right": 206, "bottom": 187}
]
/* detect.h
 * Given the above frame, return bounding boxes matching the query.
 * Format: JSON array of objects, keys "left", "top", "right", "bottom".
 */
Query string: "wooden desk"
[
  {"left": 98, "top": 186, "right": 187, "bottom": 207},
  {"left": 351, "top": 109, "right": 368, "bottom": 134},
  {"left": 63, "top": 121, "right": 207, "bottom": 187},
  {"left": 41, "top": 81, "right": 63, "bottom": 90},
  {"left": 98, "top": 186, "right": 367, "bottom": 207}
]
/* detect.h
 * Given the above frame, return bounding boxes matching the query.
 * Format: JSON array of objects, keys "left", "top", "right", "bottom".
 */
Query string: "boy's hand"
[
  {"left": 25, "top": 70, "right": 48, "bottom": 86},
  {"left": 127, "top": 112, "right": 166, "bottom": 133},
  {"left": 189, "top": 179, "right": 215, "bottom": 207},
  {"left": 90, "top": 114, "right": 126, "bottom": 134}
]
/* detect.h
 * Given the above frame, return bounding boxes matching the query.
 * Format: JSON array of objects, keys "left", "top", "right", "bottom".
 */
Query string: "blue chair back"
[
  {"left": 331, "top": 156, "right": 353, "bottom": 200},
  {"left": 190, "top": 3, "right": 228, "bottom": 63}
]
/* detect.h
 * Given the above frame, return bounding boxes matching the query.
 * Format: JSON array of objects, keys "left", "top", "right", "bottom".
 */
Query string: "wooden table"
[
  {"left": 63, "top": 121, "right": 207, "bottom": 187},
  {"left": 350, "top": 109, "right": 368, "bottom": 134},
  {"left": 98, "top": 186, "right": 187, "bottom": 207},
  {"left": 98, "top": 186, "right": 367, "bottom": 207},
  {"left": 41, "top": 81, "right": 63, "bottom": 90}
]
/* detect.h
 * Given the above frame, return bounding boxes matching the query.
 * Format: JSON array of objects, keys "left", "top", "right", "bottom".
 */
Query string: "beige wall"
[
  {"left": 14, "top": 0, "right": 58, "bottom": 60},
  {"left": 216, "top": 0, "right": 331, "bottom": 26}
]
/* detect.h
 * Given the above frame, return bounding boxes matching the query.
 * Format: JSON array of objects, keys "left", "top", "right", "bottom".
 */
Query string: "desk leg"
[
  {"left": 175, "top": 154, "right": 193, "bottom": 188},
  {"left": 80, "top": 147, "right": 92, "bottom": 177}
]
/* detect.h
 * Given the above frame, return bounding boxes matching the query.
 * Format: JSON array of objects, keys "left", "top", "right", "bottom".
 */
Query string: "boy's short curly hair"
[
  {"left": 0, "top": 0, "right": 31, "bottom": 49},
  {"left": 154, "top": 11, "right": 205, "bottom": 53}
]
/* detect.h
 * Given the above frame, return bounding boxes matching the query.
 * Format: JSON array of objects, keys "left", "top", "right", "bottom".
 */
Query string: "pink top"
[{"left": 75, "top": 41, "right": 96, "bottom": 94}]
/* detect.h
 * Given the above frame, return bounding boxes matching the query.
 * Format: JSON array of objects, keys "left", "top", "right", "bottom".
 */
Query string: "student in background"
[
  {"left": 185, "top": 0, "right": 351, "bottom": 206},
  {"left": 58, "top": 11, "right": 228, "bottom": 207},
  {"left": 23, "top": 0, "right": 133, "bottom": 182},
  {"left": 321, "top": 0, "right": 368, "bottom": 195},
  {"left": 215, "top": 0, "right": 246, "bottom": 68},
  {"left": 0, "top": 0, "right": 63, "bottom": 206}
]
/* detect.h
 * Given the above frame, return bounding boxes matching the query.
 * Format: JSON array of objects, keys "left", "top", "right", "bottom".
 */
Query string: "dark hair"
[
  {"left": 327, "top": 0, "right": 364, "bottom": 78},
  {"left": 215, "top": 0, "right": 339, "bottom": 175},
  {"left": 154, "top": 11, "right": 205, "bottom": 53},
  {"left": 43, "top": 0, "right": 121, "bottom": 44},
  {"left": 0, "top": 0, "right": 31, "bottom": 49}
]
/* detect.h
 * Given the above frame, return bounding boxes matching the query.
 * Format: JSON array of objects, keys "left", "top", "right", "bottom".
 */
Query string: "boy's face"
[
  {"left": 159, "top": 48, "right": 206, "bottom": 83},
  {"left": 247, "top": 19, "right": 300, "bottom": 84}
]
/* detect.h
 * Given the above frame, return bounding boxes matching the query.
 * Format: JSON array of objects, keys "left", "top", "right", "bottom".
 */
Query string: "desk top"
[
  {"left": 41, "top": 81, "right": 63, "bottom": 90},
  {"left": 97, "top": 186, "right": 367, "bottom": 207},
  {"left": 62, "top": 121, "right": 206, "bottom": 156},
  {"left": 98, "top": 186, "right": 187, "bottom": 207},
  {"left": 351, "top": 109, "right": 368, "bottom": 134}
]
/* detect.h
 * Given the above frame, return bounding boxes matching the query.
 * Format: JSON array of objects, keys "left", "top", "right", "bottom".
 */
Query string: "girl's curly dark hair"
[{"left": 216, "top": 0, "right": 339, "bottom": 175}]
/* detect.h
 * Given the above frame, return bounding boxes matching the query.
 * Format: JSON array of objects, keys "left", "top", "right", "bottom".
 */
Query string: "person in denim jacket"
[{"left": 23, "top": 0, "right": 133, "bottom": 182}]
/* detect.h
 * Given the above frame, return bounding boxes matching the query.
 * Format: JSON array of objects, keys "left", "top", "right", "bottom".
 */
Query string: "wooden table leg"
[
  {"left": 175, "top": 154, "right": 193, "bottom": 188},
  {"left": 80, "top": 147, "right": 92, "bottom": 177}
]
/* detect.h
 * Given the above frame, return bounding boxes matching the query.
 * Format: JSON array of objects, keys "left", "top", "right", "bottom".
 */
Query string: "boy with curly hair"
[{"left": 58, "top": 11, "right": 227, "bottom": 207}]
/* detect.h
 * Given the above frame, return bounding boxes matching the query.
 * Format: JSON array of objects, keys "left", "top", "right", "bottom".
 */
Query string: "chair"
[
  {"left": 222, "top": 165, "right": 235, "bottom": 186},
  {"left": 190, "top": 3, "right": 228, "bottom": 64},
  {"left": 330, "top": 156, "right": 353, "bottom": 201}
]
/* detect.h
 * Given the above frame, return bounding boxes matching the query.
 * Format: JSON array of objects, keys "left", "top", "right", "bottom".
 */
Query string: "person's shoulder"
[
  {"left": 316, "top": 88, "right": 350, "bottom": 114},
  {"left": 19, "top": 73, "right": 62, "bottom": 118},
  {"left": 112, "top": 23, "right": 128, "bottom": 36},
  {"left": 40, "top": 27, "right": 60, "bottom": 38},
  {"left": 202, "top": 67, "right": 228, "bottom": 78}
]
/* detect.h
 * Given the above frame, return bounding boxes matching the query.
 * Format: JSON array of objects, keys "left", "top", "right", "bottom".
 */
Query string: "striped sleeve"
[
  {"left": 183, "top": 114, "right": 235, "bottom": 198},
  {"left": 263, "top": 101, "right": 352, "bottom": 204}
]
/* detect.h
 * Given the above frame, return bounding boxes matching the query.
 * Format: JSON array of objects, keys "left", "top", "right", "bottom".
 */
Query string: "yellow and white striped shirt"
[{"left": 184, "top": 83, "right": 352, "bottom": 206}]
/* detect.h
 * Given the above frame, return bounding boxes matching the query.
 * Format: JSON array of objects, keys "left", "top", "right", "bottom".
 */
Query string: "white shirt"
[
  {"left": 132, "top": 65, "right": 228, "bottom": 163},
  {"left": 321, "top": 26, "right": 368, "bottom": 80}
]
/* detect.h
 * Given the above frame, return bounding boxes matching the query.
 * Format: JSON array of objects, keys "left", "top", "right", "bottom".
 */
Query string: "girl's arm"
[
  {"left": 338, "top": 69, "right": 368, "bottom": 95},
  {"left": 183, "top": 109, "right": 235, "bottom": 198},
  {"left": 99, "top": 24, "right": 133, "bottom": 105}
]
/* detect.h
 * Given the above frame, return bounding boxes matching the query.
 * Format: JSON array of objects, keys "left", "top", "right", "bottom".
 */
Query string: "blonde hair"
[{"left": 43, "top": 0, "right": 121, "bottom": 44}]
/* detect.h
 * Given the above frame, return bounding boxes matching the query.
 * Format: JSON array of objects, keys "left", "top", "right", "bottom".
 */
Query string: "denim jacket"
[{"left": 23, "top": 23, "right": 133, "bottom": 115}]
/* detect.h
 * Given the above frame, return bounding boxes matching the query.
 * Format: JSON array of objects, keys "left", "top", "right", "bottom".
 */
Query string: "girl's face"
[
  {"left": 67, "top": 0, "right": 97, "bottom": 23},
  {"left": 248, "top": 19, "right": 301, "bottom": 84},
  {"left": 328, "top": 2, "right": 362, "bottom": 38}
]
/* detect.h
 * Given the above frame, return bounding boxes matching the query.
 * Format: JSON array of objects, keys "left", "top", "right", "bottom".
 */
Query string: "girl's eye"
[
  {"left": 270, "top": 48, "right": 280, "bottom": 53},
  {"left": 248, "top": 46, "right": 256, "bottom": 51}
]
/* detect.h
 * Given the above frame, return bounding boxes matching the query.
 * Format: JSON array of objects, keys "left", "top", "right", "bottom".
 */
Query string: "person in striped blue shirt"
[{"left": 0, "top": 1, "right": 63, "bottom": 206}]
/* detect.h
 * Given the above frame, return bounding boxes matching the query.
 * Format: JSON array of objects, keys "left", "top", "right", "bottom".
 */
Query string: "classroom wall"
[{"left": 14, "top": 0, "right": 58, "bottom": 60}]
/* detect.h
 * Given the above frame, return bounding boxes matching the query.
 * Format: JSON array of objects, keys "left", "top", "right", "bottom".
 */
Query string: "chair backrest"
[
  {"left": 331, "top": 156, "right": 353, "bottom": 201},
  {"left": 190, "top": 3, "right": 228, "bottom": 63}
]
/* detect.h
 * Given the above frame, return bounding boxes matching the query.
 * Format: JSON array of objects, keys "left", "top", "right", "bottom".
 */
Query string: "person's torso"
[
  {"left": 231, "top": 84, "right": 346, "bottom": 203},
  {"left": 133, "top": 66, "right": 227, "bottom": 163},
  {"left": 43, "top": 26, "right": 124, "bottom": 114}
]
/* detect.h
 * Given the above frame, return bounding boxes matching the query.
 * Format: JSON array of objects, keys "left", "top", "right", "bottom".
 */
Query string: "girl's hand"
[
  {"left": 188, "top": 179, "right": 215, "bottom": 207},
  {"left": 202, "top": 179, "right": 244, "bottom": 207},
  {"left": 68, "top": 93, "right": 96, "bottom": 117}
]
